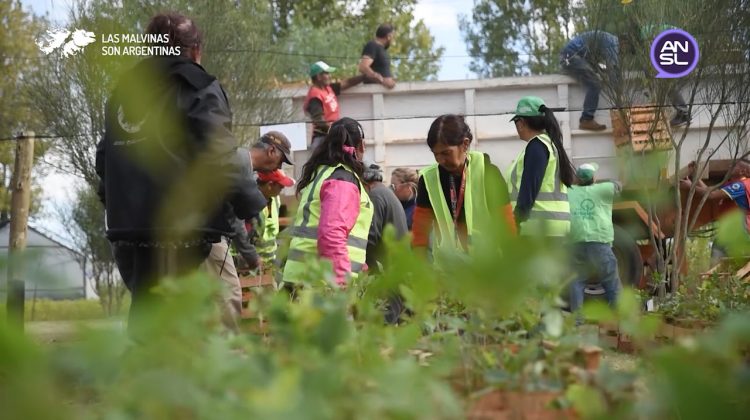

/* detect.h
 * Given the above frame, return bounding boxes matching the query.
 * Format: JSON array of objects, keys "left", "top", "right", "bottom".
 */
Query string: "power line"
[{"left": 2, "top": 100, "right": 749, "bottom": 142}]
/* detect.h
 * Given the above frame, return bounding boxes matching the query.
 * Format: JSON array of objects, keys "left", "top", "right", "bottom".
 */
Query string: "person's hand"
[
  {"left": 246, "top": 255, "right": 261, "bottom": 271},
  {"left": 382, "top": 78, "right": 396, "bottom": 89},
  {"left": 679, "top": 178, "right": 693, "bottom": 190}
]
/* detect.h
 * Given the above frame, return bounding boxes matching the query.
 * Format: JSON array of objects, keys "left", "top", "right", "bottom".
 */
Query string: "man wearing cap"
[
  {"left": 206, "top": 132, "right": 293, "bottom": 330},
  {"left": 568, "top": 163, "right": 622, "bottom": 322},
  {"left": 303, "top": 61, "right": 364, "bottom": 150},
  {"left": 250, "top": 130, "right": 294, "bottom": 171}
]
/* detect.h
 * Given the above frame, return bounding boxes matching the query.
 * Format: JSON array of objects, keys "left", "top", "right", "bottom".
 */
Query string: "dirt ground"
[{"left": 25, "top": 319, "right": 124, "bottom": 343}]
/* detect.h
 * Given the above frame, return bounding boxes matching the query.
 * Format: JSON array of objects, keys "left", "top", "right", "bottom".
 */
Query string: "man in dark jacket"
[{"left": 95, "top": 12, "right": 268, "bottom": 332}]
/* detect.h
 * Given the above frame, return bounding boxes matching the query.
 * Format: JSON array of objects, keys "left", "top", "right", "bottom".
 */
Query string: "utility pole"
[{"left": 6, "top": 131, "right": 35, "bottom": 330}]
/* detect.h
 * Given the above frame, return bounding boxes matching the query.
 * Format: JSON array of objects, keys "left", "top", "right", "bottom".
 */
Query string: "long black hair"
[
  {"left": 521, "top": 106, "right": 575, "bottom": 188},
  {"left": 296, "top": 117, "right": 366, "bottom": 195}
]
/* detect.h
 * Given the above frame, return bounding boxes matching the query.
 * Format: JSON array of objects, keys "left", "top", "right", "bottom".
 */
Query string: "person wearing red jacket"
[{"left": 303, "top": 61, "right": 364, "bottom": 150}]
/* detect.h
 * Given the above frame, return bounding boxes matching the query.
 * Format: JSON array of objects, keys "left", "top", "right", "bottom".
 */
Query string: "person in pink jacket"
[{"left": 283, "top": 117, "right": 373, "bottom": 287}]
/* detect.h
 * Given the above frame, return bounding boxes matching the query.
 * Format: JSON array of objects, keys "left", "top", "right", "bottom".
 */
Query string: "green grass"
[{"left": 0, "top": 298, "right": 128, "bottom": 322}]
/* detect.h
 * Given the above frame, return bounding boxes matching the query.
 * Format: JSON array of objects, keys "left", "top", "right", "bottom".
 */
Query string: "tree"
[
  {"left": 459, "top": 0, "right": 586, "bottom": 77},
  {"left": 0, "top": 0, "right": 48, "bottom": 220},
  {"left": 591, "top": 0, "right": 750, "bottom": 295},
  {"left": 274, "top": 0, "right": 444, "bottom": 82}
]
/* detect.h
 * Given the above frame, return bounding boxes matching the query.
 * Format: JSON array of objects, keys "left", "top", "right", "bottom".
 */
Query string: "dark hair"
[
  {"left": 376, "top": 23, "right": 394, "bottom": 38},
  {"left": 363, "top": 164, "right": 384, "bottom": 183},
  {"left": 426, "top": 114, "right": 473, "bottom": 149},
  {"left": 296, "top": 117, "right": 366, "bottom": 195},
  {"left": 146, "top": 12, "right": 203, "bottom": 57},
  {"left": 519, "top": 107, "right": 575, "bottom": 188}
]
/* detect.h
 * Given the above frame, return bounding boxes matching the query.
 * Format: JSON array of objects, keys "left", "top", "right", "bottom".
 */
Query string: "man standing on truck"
[
  {"left": 568, "top": 163, "right": 621, "bottom": 322},
  {"left": 359, "top": 24, "right": 396, "bottom": 89},
  {"left": 303, "top": 61, "right": 364, "bottom": 150},
  {"left": 560, "top": 31, "right": 619, "bottom": 131}
]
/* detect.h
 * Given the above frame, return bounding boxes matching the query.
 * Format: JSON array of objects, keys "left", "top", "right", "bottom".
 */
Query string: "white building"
[{"left": 0, "top": 222, "right": 89, "bottom": 300}]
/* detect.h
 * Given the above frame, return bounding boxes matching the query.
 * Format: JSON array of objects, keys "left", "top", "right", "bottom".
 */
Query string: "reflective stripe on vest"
[
  {"left": 256, "top": 195, "right": 280, "bottom": 264},
  {"left": 508, "top": 133, "right": 570, "bottom": 237},
  {"left": 421, "top": 150, "right": 489, "bottom": 255},
  {"left": 282, "top": 164, "right": 373, "bottom": 283}
]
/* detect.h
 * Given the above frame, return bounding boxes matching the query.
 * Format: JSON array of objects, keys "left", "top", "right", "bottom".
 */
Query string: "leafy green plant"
[{"left": 659, "top": 275, "right": 750, "bottom": 324}]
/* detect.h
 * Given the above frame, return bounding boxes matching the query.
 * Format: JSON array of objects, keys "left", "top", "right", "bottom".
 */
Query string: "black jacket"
[{"left": 95, "top": 56, "right": 266, "bottom": 243}]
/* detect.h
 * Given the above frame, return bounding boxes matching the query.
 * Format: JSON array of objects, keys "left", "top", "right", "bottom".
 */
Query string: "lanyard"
[{"left": 448, "top": 159, "right": 468, "bottom": 232}]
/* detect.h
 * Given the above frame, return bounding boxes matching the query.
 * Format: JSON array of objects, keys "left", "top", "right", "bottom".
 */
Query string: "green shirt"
[{"left": 569, "top": 182, "right": 620, "bottom": 244}]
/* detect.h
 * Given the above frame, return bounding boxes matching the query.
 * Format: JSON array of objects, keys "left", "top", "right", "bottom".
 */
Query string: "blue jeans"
[
  {"left": 561, "top": 55, "right": 601, "bottom": 121},
  {"left": 569, "top": 242, "right": 620, "bottom": 320}
]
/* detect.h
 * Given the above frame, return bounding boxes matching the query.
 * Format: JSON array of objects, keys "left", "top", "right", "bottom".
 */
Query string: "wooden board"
[
  {"left": 240, "top": 274, "right": 275, "bottom": 288},
  {"left": 613, "top": 200, "right": 666, "bottom": 240}
]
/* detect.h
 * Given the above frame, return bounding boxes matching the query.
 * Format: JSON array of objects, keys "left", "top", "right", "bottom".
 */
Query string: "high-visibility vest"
[
  {"left": 256, "top": 195, "right": 280, "bottom": 266},
  {"left": 303, "top": 85, "right": 340, "bottom": 122},
  {"left": 508, "top": 133, "right": 570, "bottom": 237},
  {"left": 282, "top": 164, "right": 373, "bottom": 283},
  {"left": 421, "top": 150, "right": 489, "bottom": 256}
]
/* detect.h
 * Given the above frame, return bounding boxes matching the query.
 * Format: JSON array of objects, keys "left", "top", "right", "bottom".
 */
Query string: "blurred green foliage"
[{"left": 3, "top": 214, "right": 749, "bottom": 419}]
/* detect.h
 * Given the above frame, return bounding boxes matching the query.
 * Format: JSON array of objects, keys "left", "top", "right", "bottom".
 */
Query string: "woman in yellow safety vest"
[
  {"left": 282, "top": 117, "right": 373, "bottom": 287},
  {"left": 507, "top": 96, "right": 575, "bottom": 237},
  {"left": 411, "top": 114, "right": 516, "bottom": 258}
]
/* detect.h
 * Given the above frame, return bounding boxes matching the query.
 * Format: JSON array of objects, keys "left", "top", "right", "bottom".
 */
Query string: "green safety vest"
[
  {"left": 569, "top": 182, "right": 616, "bottom": 244},
  {"left": 256, "top": 195, "right": 280, "bottom": 265},
  {"left": 508, "top": 133, "right": 571, "bottom": 237},
  {"left": 282, "top": 164, "right": 373, "bottom": 283},
  {"left": 422, "top": 150, "right": 489, "bottom": 256}
]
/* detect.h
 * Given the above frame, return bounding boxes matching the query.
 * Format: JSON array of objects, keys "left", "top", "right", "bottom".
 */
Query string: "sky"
[
  {"left": 22, "top": 0, "right": 475, "bottom": 80},
  {"left": 20, "top": 0, "right": 475, "bottom": 244}
]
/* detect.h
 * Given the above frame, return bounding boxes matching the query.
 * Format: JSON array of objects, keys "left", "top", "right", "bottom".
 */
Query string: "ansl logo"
[{"left": 650, "top": 29, "right": 699, "bottom": 78}]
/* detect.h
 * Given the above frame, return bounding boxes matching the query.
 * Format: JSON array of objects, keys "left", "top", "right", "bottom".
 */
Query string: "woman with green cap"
[{"left": 507, "top": 96, "right": 575, "bottom": 238}]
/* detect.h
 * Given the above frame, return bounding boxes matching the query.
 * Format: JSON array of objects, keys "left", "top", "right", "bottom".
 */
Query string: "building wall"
[
  {"left": 0, "top": 228, "right": 86, "bottom": 300},
  {"left": 279, "top": 75, "right": 744, "bottom": 187}
]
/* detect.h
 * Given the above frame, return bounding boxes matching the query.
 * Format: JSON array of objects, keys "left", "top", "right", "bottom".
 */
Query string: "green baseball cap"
[
  {"left": 309, "top": 61, "right": 336, "bottom": 77},
  {"left": 511, "top": 96, "right": 546, "bottom": 121},
  {"left": 576, "top": 162, "right": 599, "bottom": 182}
]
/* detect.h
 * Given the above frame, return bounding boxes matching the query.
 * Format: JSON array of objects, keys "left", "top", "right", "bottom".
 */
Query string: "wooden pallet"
[
  {"left": 611, "top": 106, "right": 673, "bottom": 152},
  {"left": 239, "top": 273, "right": 275, "bottom": 319}
]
